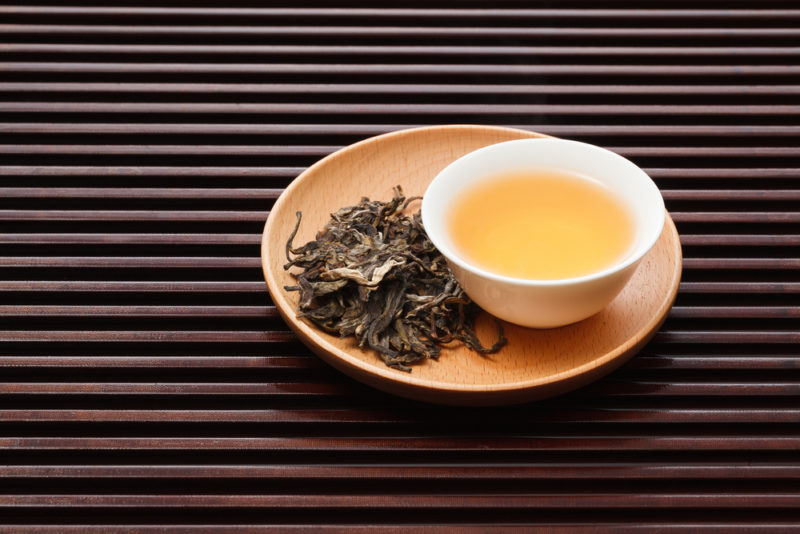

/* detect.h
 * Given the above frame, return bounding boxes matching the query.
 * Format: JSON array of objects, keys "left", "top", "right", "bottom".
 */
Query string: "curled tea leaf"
[{"left": 284, "top": 186, "right": 506, "bottom": 372}]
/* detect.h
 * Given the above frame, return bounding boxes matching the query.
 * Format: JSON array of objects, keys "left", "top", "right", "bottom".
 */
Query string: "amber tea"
[{"left": 447, "top": 169, "right": 635, "bottom": 281}]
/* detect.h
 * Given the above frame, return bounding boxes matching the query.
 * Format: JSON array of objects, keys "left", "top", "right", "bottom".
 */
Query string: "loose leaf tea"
[{"left": 284, "top": 186, "right": 506, "bottom": 372}]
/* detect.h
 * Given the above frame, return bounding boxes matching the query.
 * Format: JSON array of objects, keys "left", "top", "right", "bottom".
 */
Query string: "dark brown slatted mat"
[{"left": 1, "top": 2, "right": 799, "bottom": 532}]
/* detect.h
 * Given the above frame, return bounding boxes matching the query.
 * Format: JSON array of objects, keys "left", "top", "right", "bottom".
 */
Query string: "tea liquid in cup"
[{"left": 447, "top": 168, "right": 635, "bottom": 281}]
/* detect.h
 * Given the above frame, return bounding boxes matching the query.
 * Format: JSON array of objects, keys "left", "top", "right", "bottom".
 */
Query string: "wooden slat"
[
  {"left": 1, "top": 494, "right": 799, "bottom": 509},
  {"left": 0, "top": 354, "right": 795, "bottom": 371},
  {"left": 0, "top": 356, "right": 317, "bottom": 369},
  {"left": 683, "top": 258, "right": 800, "bottom": 269},
  {"left": 649, "top": 169, "right": 800, "bottom": 179},
  {"left": 1, "top": 408, "right": 797, "bottom": 424},
  {"left": 3, "top": 63, "right": 800, "bottom": 76},
  {"left": 5, "top": 123, "right": 800, "bottom": 137},
  {"left": 3, "top": 83, "right": 799, "bottom": 95},
  {"left": 654, "top": 331, "right": 800, "bottom": 343},
  {"left": 4, "top": 44, "right": 800, "bottom": 57},
  {"left": 663, "top": 190, "right": 800, "bottom": 201},
  {"left": 2, "top": 25, "right": 799, "bottom": 38},
  {"left": 0, "top": 526, "right": 786, "bottom": 534},
  {"left": 3, "top": 463, "right": 800, "bottom": 479},
  {"left": 630, "top": 355, "right": 800, "bottom": 370},
  {"left": 591, "top": 381, "right": 800, "bottom": 396},
  {"left": 0, "top": 305, "right": 276, "bottom": 317},
  {"left": 3, "top": 7, "right": 800, "bottom": 19},
  {"left": 3, "top": 102, "right": 800, "bottom": 114},
  {"left": 4, "top": 355, "right": 795, "bottom": 371},
  {"left": 680, "top": 235, "right": 800, "bottom": 246},
  {"left": 672, "top": 213, "right": 800, "bottom": 223},
  {"left": 610, "top": 147, "right": 800, "bottom": 156},
  {"left": 679, "top": 282, "right": 800, "bottom": 293},
  {"left": 0, "top": 331, "right": 294, "bottom": 342},
  {"left": 1, "top": 436, "right": 797, "bottom": 452},
  {"left": 4, "top": 381, "right": 800, "bottom": 398},
  {"left": 0, "top": 145, "right": 338, "bottom": 156},
  {"left": 0, "top": 165, "right": 302, "bottom": 177},
  {"left": 669, "top": 306, "right": 800, "bottom": 318},
  {"left": 0, "top": 281, "right": 265, "bottom": 292},
  {"left": 0, "top": 382, "right": 349, "bottom": 396}
]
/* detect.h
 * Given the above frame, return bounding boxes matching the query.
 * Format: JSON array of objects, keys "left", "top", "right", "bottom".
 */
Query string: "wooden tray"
[{"left": 262, "top": 125, "right": 682, "bottom": 405}]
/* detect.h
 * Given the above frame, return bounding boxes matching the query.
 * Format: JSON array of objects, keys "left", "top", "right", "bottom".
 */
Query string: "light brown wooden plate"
[{"left": 262, "top": 125, "right": 682, "bottom": 405}]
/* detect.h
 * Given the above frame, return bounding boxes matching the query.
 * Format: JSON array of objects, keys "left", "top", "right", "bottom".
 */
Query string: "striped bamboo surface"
[{"left": 1, "top": 2, "right": 799, "bottom": 532}]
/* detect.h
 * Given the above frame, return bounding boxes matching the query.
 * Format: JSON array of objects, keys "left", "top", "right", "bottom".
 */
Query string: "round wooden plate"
[{"left": 262, "top": 125, "right": 682, "bottom": 405}]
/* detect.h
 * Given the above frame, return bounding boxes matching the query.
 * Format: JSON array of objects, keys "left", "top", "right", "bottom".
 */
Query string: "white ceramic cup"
[{"left": 421, "top": 137, "right": 666, "bottom": 328}]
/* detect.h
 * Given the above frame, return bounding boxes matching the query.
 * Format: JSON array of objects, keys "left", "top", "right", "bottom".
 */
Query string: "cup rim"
[{"left": 421, "top": 137, "right": 666, "bottom": 288}]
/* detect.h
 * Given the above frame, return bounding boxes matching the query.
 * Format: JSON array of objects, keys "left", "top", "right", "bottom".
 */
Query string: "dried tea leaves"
[{"left": 284, "top": 186, "right": 506, "bottom": 372}]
